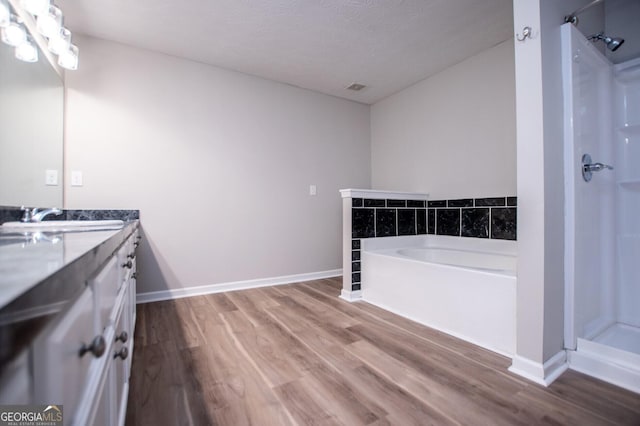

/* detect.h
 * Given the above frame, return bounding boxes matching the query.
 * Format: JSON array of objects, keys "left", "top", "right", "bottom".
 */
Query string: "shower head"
[{"left": 588, "top": 32, "right": 625, "bottom": 52}]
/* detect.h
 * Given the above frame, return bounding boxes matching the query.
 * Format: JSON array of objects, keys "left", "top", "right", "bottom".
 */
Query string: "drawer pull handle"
[
  {"left": 127, "top": 253, "right": 136, "bottom": 259},
  {"left": 134, "top": 242, "right": 140, "bottom": 248},
  {"left": 132, "top": 272, "right": 138, "bottom": 280},
  {"left": 122, "top": 260, "right": 133, "bottom": 269},
  {"left": 116, "top": 331, "right": 128, "bottom": 343},
  {"left": 79, "top": 336, "right": 106, "bottom": 358},
  {"left": 114, "top": 347, "right": 129, "bottom": 360}
]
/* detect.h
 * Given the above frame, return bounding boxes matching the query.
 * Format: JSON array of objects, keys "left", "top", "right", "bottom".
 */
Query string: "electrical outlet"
[
  {"left": 45, "top": 170, "right": 58, "bottom": 186},
  {"left": 71, "top": 170, "right": 83, "bottom": 186},
  {"left": 309, "top": 184, "right": 317, "bottom": 196}
]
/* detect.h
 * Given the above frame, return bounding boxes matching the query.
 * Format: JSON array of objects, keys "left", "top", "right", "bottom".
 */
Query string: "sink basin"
[{"left": 1, "top": 220, "right": 124, "bottom": 231}]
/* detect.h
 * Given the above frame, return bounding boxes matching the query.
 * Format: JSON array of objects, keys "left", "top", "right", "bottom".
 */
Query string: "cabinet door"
[
  {"left": 33, "top": 287, "right": 95, "bottom": 420},
  {"left": 86, "top": 352, "right": 114, "bottom": 426},
  {"left": 113, "top": 290, "right": 131, "bottom": 426}
]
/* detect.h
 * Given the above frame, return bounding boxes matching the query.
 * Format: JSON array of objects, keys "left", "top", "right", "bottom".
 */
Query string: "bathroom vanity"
[{"left": 0, "top": 218, "right": 139, "bottom": 425}]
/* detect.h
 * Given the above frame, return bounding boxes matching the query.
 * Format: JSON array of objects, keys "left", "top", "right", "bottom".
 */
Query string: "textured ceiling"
[{"left": 56, "top": 0, "right": 514, "bottom": 104}]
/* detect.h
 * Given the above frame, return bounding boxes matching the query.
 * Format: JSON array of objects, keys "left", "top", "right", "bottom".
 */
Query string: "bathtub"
[{"left": 361, "top": 235, "right": 516, "bottom": 356}]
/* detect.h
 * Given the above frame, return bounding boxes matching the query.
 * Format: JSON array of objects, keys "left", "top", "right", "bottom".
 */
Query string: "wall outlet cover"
[
  {"left": 45, "top": 169, "right": 58, "bottom": 186},
  {"left": 71, "top": 170, "right": 83, "bottom": 186}
]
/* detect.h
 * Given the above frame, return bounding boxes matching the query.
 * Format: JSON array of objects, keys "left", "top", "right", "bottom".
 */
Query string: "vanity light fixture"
[
  {"left": 47, "top": 25, "right": 68, "bottom": 54},
  {"left": 1, "top": 14, "right": 26, "bottom": 46},
  {"left": 0, "top": 0, "right": 10, "bottom": 27},
  {"left": 15, "top": 33, "right": 37, "bottom": 61},
  {"left": 57, "top": 42, "right": 77, "bottom": 70},
  {"left": 36, "top": 4, "right": 60, "bottom": 38},
  {"left": 2, "top": 1, "right": 78, "bottom": 69}
]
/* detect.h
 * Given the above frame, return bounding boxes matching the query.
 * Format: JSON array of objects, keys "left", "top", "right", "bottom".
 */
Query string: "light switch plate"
[
  {"left": 45, "top": 170, "right": 58, "bottom": 186},
  {"left": 309, "top": 184, "right": 317, "bottom": 196},
  {"left": 71, "top": 170, "right": 83, "bottom": 186}
]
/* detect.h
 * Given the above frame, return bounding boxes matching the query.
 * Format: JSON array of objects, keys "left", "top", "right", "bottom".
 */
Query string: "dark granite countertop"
[{"left": 0, "top": 217, "right": 139, "bottom": 373}]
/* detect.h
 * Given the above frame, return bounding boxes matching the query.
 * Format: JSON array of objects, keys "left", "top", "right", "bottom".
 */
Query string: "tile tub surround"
[
  {"left": 341, "top": 189, "right": 429, "bottom": 300},
  {"left": 0, "top": 208, "right": 139, "bottom": 224},
  {"left": 341, "top": 189, "right": 517, "bottom": 299}
]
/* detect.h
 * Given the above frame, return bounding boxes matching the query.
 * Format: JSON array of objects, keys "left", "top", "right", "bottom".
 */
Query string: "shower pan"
[{"left": 562, "top": 23, "right": 640, "bottom": 394}]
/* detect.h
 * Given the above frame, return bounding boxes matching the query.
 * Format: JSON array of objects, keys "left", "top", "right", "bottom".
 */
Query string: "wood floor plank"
[
  {"left": 264, "top": 305, "right": 364, "bottom": 374},
  {"left": 345, "top": 339, "right": 517, "bottom": 426},
  {"left": 126, "top": 281, "right": 640, "bottom": 426},
  {"left": 344, "top": 364, "right": 459, "bottom": 426}
]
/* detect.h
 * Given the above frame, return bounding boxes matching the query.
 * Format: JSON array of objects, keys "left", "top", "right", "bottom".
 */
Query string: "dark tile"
[
  {"left": 352, "top": 198, "right": 363, "bottom": 207},
  {"left": 475, "top": 197, "right": 506, "bottom": 207},
  {"left": 436, "top": 209, "right": 460, "bottom": 236},
  {"left": 376, "top": 209, "right": 396, "bottom": 237},
  {"left": 352, "top": 239, "right": 361, "bottom": 250},
  {"left": 352, "top": 273, "right": 361, "bottom": 284},
  {"left": 407, "top": 200, "right": 426, "bottom": 208},
  {"left": 416, "top": 209, "right": 427, "bottom": 234},
  {"left": 461, "top": 208, "right": 490, "bottom": 238},
  {"left": 507, "top": 197, "right": 518, "bottom": 206},
  {"left": 387, "top": 199, "right": 406, "bottom": 207},
  {"left": 491, "top": 208, "right": 517, "bottom": 240},
  {"left": 352, "top": 261, "right": 361, "bottom": 272},
  {"left": 352, "top": 250, "right": 360, "bottom": 261},
  {"left": 398, "top": 209, "right": 416, "bottom": 236},
  {"left": 428, "top": 209, "right": 436, "bottom": 234},
  {"left": 352, "top": 283, "right": 361, "bottom": 291},
  {"left": 428, "top": 200, "right": 446, "bottom": 208},
  {"left": 352, "top": 209, "right": 375, "bottom": 238},
  {"left": 448, "top": 199, "right": 473, "bottom": 208},
  {"left": 364, "top": 199, "right": 385, "bottom": 208}
]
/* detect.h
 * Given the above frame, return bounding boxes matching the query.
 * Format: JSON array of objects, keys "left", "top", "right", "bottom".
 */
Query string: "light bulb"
[
  {"left": 20, "top": 0, "right": 49, "bottom": 16},
  {"left": 36, "top": 4, "right": 61, "bottom": 38},
  {"left": 48, "top": 26, "right": 70, "bottom": 54},
  {"left": 1, "top": 16, "right": 26, "bottom": 47},
  {"left": 58, "top": 43, "right": 78, "bottom": 70},
  {"left": 0, "top": 0, "right": 10, "bottom": 28},
  {"left": 15, "top": 35, "right": 38, "bottom": 62}
]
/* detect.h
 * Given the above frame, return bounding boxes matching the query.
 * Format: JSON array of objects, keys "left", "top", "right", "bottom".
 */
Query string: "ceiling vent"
[{"left": 346, "top": 83, "right": 366, "bottom": 91}]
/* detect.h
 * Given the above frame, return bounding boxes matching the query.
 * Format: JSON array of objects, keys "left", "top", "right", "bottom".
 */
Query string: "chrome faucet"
[{"left": 21, "top": 206, "right": 63, "bottom": 223}]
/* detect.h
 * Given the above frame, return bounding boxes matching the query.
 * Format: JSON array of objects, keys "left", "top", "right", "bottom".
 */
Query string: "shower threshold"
[{"left": 568, "top": 323, "right": 640, "bottom": 394}]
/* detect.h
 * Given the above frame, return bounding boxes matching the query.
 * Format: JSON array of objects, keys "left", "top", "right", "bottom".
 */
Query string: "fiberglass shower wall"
[
  {"left": 563, "top": 23, "right": 616, "bottom": 348},
  {"left": 563, "top": 22, "right": 640, "bottom": 393},
  {"left": 614, "top": 57, "right": 640, "bottom": 336}
]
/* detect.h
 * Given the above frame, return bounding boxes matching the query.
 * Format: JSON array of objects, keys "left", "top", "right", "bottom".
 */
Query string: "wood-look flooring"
[{"left": 125, "top": 278, "right": 640, "bottom": 425}]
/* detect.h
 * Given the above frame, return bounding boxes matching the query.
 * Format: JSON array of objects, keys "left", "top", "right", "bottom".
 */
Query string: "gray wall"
[
  {"left": 64, "top": 35, "right": 371, "bottom": 295},
  {"left": 370, "top": 40, "right": 516, "bottom": 199}
]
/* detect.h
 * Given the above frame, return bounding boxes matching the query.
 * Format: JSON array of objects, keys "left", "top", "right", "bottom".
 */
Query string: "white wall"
[
  {"left": 64, "top": 35, "right": 371, "bottom": 295},
  {"left": 370, "top": 40, "right": 516, "bottom": 199}
]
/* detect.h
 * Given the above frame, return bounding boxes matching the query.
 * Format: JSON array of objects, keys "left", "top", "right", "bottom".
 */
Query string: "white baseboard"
[
  {"left": 339, "top": 289, "right": 362, "bottom": 302},
  {"left": 508, "top": 350, "right": 569, "bottom": 386},
  {"left": 136, "top": 269, "right": 342, "bottom": 304}
]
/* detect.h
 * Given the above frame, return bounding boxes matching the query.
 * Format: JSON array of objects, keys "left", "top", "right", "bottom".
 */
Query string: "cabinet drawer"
[
  {"left": 117, "top": 238, "right": 136, "bottom": 287},
  {"left": 90, "top": 257, "right": 119, "bottom": 332},
  {"left": 33, "top": 287, "right": 96, "bottom": 418}
]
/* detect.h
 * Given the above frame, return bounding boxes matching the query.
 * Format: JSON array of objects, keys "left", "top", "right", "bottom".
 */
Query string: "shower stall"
[{"left": 562, "top": 22, "right": 640, "bottom": 393}]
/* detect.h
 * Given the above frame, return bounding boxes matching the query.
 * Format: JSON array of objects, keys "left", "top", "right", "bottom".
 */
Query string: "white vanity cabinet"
[{"left": 32, "top": 229, "right": 139, "bottom": 426}]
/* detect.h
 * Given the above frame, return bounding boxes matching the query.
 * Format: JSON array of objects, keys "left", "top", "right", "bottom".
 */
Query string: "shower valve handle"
[
  {"left": 581, "top": 154, "right": 614, "bottom": 182},
  {"left": 583, "top": 162, "right": 613, "bottom": 173}
]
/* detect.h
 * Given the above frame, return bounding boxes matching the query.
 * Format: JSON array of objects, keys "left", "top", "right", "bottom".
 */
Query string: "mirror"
[{"left": 0, "top": 23, "right": 64, "bottom": 208}]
